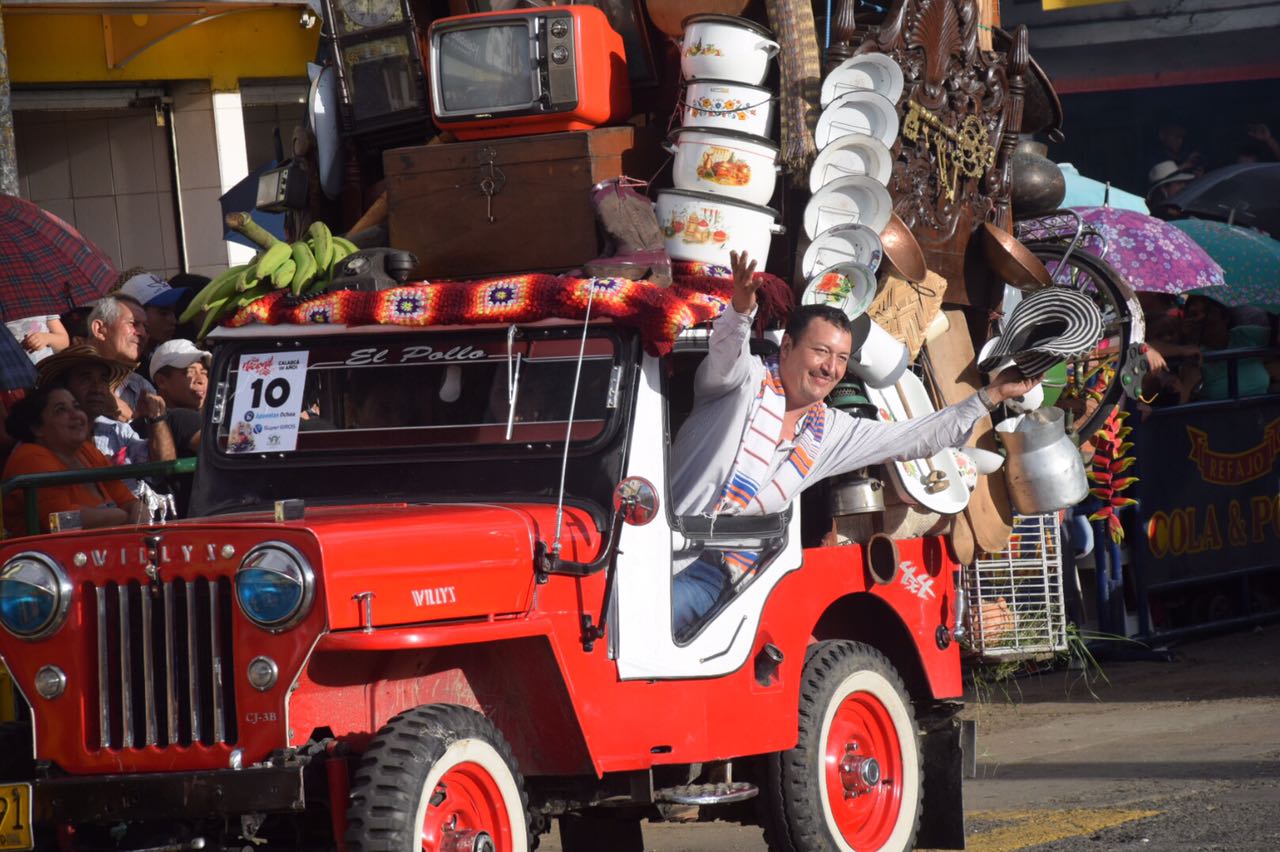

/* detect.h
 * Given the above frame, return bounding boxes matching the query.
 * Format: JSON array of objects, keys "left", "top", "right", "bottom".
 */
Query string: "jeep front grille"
[{"left": 89, "top": 577, "right": 238, "bottom": 750}]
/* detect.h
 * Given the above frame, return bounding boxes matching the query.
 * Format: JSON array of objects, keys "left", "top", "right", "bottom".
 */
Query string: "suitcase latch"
[{"left": 475, "top": 146, "right": 506, "bottom": 224}]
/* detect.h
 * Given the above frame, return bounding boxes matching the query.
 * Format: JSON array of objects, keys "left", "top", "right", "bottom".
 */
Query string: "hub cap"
[
  {"left": 823, "top": 690, "right": 903, "bottom": 849},
  {"left": 421, "top": 762, "right": 512, "bottom": 852}
]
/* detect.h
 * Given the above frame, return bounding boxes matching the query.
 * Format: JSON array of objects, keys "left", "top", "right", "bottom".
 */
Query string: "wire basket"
[{"left": 961, "top": 514, "right": 1068, "bottom": 660}]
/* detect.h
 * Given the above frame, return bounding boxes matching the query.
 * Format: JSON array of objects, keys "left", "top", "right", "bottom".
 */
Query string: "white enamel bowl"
[
  {"left": 800, "top": 262, "right": 878, "bottom": 320},
  {"left": 681, "top": 79, "right": 775, "bottom": 138},
  {"left": 656, "top": 188, "right": 783, "bottom": 265},
  {"left": 803, "top": 175, "right": 893, "bottom": 239},
  {"left": 680, "top": 14, "right": 780, "bottom": 86},
  {"left": 665, "top": 127, "right": 780, "bottom": 206},
  {"left": 808, "top": 133, "right": 893, "bottom": 192},
  {"left": 815, "top": 90, "right": 900, "bottom": 149},
  {"left": 801, "top": 224, "right": 884, "bottom": 279},
  {"left": 820, "top": 53, "right": 906, "bottom": 107}
]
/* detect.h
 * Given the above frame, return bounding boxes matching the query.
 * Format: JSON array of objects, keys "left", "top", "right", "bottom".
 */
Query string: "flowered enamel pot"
[
  {"left": 664, "top": 127, "right": 780, "bottom": 206},
  {"left": 680, "top": 14, "right": 779, "bottom": 85},
  {"left": 655, "top": 188, "right": 783, "bottom": 265},
  {"left": 681, "top": 79, "right": 775, "bottom": 137}
]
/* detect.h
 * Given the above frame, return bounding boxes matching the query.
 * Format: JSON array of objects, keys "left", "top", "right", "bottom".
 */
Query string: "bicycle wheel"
[{"left": 1024, "top": 244, "right": 1139, "bottom": 442}]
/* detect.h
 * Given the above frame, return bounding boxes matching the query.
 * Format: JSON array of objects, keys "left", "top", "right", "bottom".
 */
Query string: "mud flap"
[{"left": 916, "top": 709, "right": 965, "bottom": 849}]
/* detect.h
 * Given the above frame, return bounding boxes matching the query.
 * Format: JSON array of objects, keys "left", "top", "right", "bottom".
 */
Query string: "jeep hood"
[{"left": 304, "top": 502, "right": 601, "bottom": 629}]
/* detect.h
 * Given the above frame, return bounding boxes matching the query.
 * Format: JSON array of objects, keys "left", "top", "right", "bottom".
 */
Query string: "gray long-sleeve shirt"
[{"left": 670, "top": 307, "right": 989, "bottom": 516}]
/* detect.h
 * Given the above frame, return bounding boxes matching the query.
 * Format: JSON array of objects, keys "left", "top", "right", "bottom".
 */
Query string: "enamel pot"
[
  {"left": 681, "top": 79, "right": 775, "bottom": 137},
  {"left": 655, "top": 188, "right": 783, "bottom": 265},
  {"left": 664, "top": 127, "right": 780, "bottom": 206},
  {"left": 680, "top": 14, "right": 780, "bottom": 85}
]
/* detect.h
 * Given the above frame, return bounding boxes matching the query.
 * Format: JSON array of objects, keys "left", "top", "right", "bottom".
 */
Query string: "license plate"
[{"left": 0, "top": 783, "right": 32, "bottom": 851}]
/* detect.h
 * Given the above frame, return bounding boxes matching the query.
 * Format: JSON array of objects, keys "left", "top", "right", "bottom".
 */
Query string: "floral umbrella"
[
  {"left": 1065, "top": 206, "right": 1225, "bottom": 295},
  {"left": 1170, "top": 219, "right": 1280, "bottom": 312}
]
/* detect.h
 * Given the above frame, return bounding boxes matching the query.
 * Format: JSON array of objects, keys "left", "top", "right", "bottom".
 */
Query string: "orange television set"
[{"left": 428, "top": 5, "right": 630, "bottom": 141}]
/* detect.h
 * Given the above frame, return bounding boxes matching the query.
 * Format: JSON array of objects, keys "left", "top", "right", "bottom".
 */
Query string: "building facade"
[{"left": 5, "top": 1, "right": 319, "bottom": 280}]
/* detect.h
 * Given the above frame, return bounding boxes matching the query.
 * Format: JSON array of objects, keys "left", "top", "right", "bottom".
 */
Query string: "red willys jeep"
[{"left": 0, "top": 317, "right": 966, "bottom": 852}]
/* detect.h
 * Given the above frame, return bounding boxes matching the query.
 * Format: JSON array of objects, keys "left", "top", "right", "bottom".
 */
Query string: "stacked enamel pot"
[{"left": 656, "top": 14, "right": 784, "bottom": 267}]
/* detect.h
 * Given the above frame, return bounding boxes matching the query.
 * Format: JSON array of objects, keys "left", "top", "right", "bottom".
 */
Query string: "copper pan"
[
  {"left": 980, "top": 223, "right": 1054, "bottom": 290},
  {"left": 879, "top": 213, "right": 927, "bottom": 283}
]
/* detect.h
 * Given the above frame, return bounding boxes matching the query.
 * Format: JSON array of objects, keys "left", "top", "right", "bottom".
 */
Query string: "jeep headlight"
[
  {"left": 235, "top": 543, "right": 314, "bottom": 631},
  {"left": 0, "top": 552, "right": 72, "bottom": 640}
]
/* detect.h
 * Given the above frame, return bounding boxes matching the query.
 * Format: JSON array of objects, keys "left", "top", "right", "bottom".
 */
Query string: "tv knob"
[
  {"left": 551, "top": 45, "right": 569, "bottom": 64},
  {"left": 550, "top": 20, "right": 569, "bottom": 38}
]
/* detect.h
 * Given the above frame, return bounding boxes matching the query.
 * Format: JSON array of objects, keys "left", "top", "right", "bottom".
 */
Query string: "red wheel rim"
[
  {"left": 420, "top": 760, "right": 513, "bottom": 851},
  {"left": 823, "top": 689, "right": 904, "bottom": 849}
]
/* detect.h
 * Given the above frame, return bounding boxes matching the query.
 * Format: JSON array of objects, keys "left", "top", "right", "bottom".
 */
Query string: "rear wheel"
[
  {"left": 764, "top": 642, "right": 922, "bottom": 852},
  {"left": 346, "top": 704, "right": 530, "bottom": 852}
]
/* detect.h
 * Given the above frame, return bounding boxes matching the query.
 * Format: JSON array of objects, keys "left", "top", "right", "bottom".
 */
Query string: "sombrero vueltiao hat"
[
  {"left": 978, "top": 287, "right": 1104, "bottom": 377},
  {"left": 36, "top": 344, "right": 133, "bottom": 391}
]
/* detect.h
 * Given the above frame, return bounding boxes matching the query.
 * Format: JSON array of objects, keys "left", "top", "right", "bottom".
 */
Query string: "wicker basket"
[{"left": 867, "top": 270, "right": 945, "bottom": 358}]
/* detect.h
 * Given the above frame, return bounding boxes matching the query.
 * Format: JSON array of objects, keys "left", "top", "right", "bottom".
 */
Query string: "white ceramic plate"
[
  {"left": 803, "top": 175, "right": 893, "bottom": 239},
  {"left": 864, "top": 372, "right": 972, "bottom": 515},
  {"left": 800, "top": 262, "right": 878, "bottom": 319},
  {"left": 808, "top": 133, "right": 894, "bottom": 192},
  {"left": 821, "top": 54, "right": 906, "bottom": 107},
  {"left": 801, "top": 223, "right": 884, "bottom": 279},
  {"left": 815, "top": 90, "right": 900, "bottom": 150}
]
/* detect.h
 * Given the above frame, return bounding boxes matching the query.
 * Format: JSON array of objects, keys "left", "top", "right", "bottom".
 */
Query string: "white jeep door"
[{"left": 611, "top": 353, "right": 803, "bottom": 680}]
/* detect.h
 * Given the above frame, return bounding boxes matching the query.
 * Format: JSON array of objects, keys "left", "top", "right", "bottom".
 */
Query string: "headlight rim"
[
  {"left": 0, "top": 551, "right": 73, "bottom": 641},
  {"left": 234, "top": 541, "right": 315, "bottom": 632}
]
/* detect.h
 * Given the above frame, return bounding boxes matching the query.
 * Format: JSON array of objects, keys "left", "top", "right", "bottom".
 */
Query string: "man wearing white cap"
[
  {"left": 147, "top": 339, "right": 210, "bottom": 516},
  {"left": 149, "top": 339, "right": 210, "bottom": 457}
]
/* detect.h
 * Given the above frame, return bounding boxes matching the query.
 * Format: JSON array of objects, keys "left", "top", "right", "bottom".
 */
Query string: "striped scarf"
[{"left": 715, "top": 357, "right": 827, "bottom": 581}]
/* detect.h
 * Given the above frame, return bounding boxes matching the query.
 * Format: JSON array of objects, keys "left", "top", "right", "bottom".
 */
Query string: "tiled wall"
[
  {"left": 15, "top": 81, "right": 311, "bottom": 287},
  {"left": 170, "top": 81, "right": 240, "bottom": 277},
  {"left": 15, "top": 107, "right": 180, "bottom": 284}
]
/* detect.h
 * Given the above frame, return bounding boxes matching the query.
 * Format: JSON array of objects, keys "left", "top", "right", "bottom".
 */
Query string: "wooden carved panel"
[{"left": 849, "top": 0, "right": 1028, "bottom": 303}]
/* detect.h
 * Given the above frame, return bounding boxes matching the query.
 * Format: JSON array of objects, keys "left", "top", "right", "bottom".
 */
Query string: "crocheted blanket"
[{"left": 225, "top": 262, "right": 792, "bottom": 356}]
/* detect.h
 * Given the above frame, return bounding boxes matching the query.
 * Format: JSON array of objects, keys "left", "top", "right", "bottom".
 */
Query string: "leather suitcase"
[{"left": 384, "top": 127, "right": 644, "bottom": 280}]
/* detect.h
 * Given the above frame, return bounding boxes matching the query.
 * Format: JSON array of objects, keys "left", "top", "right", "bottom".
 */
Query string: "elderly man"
[
  {"left": 37, "top": 346, "right": 175, "bottom": 500},
  {"left": 120, "top": 272, "right": 183, "bottom": 349},
  {"left": 669, "top": 252, "right": 1040, "bottom": 634},
  {"left": 87, "top": 295, "right": 154, "bottom": 419}
]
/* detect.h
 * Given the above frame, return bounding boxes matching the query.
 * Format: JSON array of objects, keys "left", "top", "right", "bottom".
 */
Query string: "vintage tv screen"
[{"left": 436, "top": 24, "right": 535, "bottom": 114}]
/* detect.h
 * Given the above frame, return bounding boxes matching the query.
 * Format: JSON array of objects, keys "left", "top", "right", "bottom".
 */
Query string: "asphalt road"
[{"left": 539, "top": 624, "right": 1280, "bottom": 851}]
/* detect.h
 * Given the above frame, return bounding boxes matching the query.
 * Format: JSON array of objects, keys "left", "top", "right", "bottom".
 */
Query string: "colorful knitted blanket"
[{"left": 224, "top": 262, "right": 792, "bottom": 356}]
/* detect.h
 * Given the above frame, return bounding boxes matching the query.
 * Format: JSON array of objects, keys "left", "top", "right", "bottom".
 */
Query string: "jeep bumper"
[{"left": 34, "top": 764, "right": 305, "bottom": 823}]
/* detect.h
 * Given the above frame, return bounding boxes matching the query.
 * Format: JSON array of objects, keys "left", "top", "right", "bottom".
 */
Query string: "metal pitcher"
[{"left": 994, "top": 408, "right": 1088, "bottom": 514}]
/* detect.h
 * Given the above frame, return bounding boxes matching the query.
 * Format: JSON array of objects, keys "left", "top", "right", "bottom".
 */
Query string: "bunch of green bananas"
[{"left": 180, "top": 221, "right": 360, "bottom": 338}]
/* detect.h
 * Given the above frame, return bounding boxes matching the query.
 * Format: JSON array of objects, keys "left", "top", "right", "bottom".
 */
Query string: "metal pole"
[{"left": 0, "top": 3, "right": 20, "bottom": 197}]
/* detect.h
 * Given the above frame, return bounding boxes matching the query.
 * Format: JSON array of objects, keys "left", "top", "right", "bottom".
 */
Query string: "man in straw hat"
[
  {"left": 668, "top": 252, "right": 1041, "bottom": 636},
  {"left": 37, "top": 346, "right": 176, "bottom": 498}
]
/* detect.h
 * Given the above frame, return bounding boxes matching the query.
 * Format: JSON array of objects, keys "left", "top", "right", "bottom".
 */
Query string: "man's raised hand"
[{"left": 730, "top": 250, "right": 760, "bottom": 314}]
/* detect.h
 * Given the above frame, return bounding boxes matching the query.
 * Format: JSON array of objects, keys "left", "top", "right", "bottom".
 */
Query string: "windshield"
[{"left": 212, "top": 331, "right": 619, "bottom": 457}]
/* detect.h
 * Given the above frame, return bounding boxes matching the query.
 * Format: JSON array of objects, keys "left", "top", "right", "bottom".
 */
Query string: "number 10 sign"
[{"left": 227, "top": 351, "right": 310, "bottom": 454}]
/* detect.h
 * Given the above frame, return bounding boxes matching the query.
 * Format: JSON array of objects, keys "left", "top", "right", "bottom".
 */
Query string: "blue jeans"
[{"left": 672, "top": 558, "right": 729, "bottom": 637}]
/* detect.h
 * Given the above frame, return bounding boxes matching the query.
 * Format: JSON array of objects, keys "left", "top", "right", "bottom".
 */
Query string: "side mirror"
[{"left": 613, "top": 477, "right": 659, "bottom": 527}]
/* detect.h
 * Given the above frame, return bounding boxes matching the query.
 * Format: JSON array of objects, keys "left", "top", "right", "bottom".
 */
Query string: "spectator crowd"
[{"left": 1, "top": 270, "right": 211, "bottom": 536}]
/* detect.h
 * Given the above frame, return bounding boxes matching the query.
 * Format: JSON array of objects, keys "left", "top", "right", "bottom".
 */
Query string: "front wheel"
[
  {"left": 764, "top": 641, "right": 922, "bottom": 852},
  {"left": 346, "top": 704, "right": 531, "bottom": 852}
]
